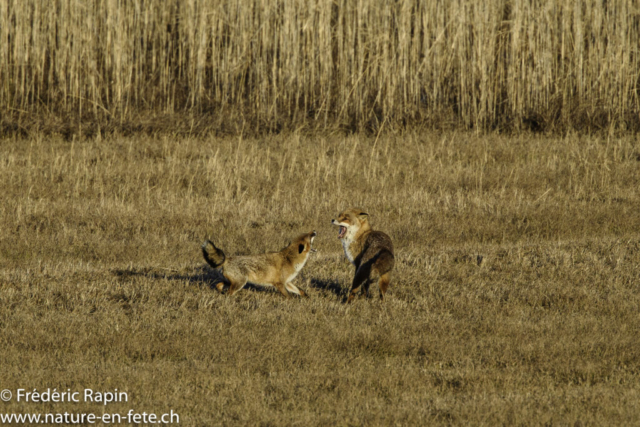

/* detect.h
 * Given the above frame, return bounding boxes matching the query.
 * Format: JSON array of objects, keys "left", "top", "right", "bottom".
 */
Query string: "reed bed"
[{"left": 1, "top": 0, "right": 639, "bottom": 133}]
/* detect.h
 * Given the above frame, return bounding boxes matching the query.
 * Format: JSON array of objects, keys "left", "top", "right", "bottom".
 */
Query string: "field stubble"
[{"left": 1, "top": 131, "right": 639, "bottom": 425}]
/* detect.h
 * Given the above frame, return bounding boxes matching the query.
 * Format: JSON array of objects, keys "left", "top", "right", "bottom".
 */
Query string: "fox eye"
[{"left": 298, "top": 244, "right": 305, "bottom": 254}]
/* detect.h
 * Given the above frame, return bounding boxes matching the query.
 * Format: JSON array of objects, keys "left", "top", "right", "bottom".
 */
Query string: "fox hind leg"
[
  {"left": 378, "top": 272, "right": 391, "bottom": 301},
  {"left": 213, "top": 281, "right": 225, "bottom": 293},
  {"left": 212, "top": 272, "right": 230, "bottom": 293}
]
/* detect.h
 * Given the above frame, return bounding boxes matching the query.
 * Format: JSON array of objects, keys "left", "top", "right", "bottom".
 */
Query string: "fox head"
[
  {"left": 286, "top": 230, "right": 317, "bottom": 259},
  {"left": 331, "top": 208, "right": 370, "bottom": 241}
]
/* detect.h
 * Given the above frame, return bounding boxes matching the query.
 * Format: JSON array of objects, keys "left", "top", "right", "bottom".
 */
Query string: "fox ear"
[
  {"left": 358, "top": 212, "right": 369, "bottom": 221},
  {"left": 298, "top": 244, "right": 305, "bottom": 254}
]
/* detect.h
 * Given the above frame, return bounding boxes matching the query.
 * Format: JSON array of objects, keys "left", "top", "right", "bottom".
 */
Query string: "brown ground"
[{"left": 1, "top": 132, "right": 639, "bottom": 425}]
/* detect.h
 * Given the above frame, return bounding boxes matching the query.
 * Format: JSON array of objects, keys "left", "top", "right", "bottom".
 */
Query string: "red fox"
[
  {"left": 332, "top": 209, "right": 394, "bottom": 303},
  {"left": 202, "top": 231, "right": 316, "bottom": 298}
]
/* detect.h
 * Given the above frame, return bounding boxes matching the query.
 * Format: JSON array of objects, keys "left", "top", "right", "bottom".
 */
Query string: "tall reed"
[{"left": 1, "top": 0, "right": 638, "bottom": 131}]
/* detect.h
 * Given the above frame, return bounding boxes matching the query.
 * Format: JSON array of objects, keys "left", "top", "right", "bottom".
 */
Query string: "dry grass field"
[
  {"left": 2, "top": 0, "right": 640, "bottom": 425},
  {"left": 1, "top": 131, "right": 639, "bottom": 425}
]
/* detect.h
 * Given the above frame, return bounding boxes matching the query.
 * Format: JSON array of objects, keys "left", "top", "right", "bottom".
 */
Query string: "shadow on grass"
[
  {"left": 309, "top": 278, "right": 347, "bottom": 299},
  {"left": 112, "top": 266, "right": 349, "bottom": 299},
  {"left": 110, "top": 265, "right": 271, "bottom": 293}
]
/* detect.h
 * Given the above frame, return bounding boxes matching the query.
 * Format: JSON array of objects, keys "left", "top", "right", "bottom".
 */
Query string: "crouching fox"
[{"left": 202, "top": 231, "right": 316, "bottom": 298}]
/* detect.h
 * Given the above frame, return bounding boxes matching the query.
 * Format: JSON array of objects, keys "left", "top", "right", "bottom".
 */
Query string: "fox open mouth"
[{"left": 338, "top": 226, "right": 347, "bottom": 239}]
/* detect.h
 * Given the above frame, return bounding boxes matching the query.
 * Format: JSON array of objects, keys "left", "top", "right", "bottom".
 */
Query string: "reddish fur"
[{"left": 332, "top": 208, "right": 395, "bottom": 303}]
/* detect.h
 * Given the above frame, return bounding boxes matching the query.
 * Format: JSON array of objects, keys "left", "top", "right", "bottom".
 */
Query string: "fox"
[
  {"left": 331, "top": 208, "right": 394, "bottom": 303},
  {"left": 201, "top": 231, "right": 317, "bottom": 298}
]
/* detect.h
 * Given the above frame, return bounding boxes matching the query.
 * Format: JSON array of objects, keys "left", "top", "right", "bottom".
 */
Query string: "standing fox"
[
  {"left": 332, "top": 209, "right": 395, "bottom": 303},
  {"left": 202, "top": 231, "right": 316, "bottom": 298}
]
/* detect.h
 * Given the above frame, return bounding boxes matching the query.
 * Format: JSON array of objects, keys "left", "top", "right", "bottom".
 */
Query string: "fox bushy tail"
[{"left": 202, "top": 239, "right": 226, "bottom": 268}]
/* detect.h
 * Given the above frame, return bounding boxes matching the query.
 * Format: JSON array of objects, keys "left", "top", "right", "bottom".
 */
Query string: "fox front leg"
[
  {"left": 226, "top": 278, "right": 247, "bottom": 296},
  {"left": 346, "top": 265, "right": 371, "bottom": 304},
  {"left": 285, "top": 282, "right": 307, "bottom": 298},
  {"left": 274, "top": 282, "right": 291, "bottom": 299}
]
